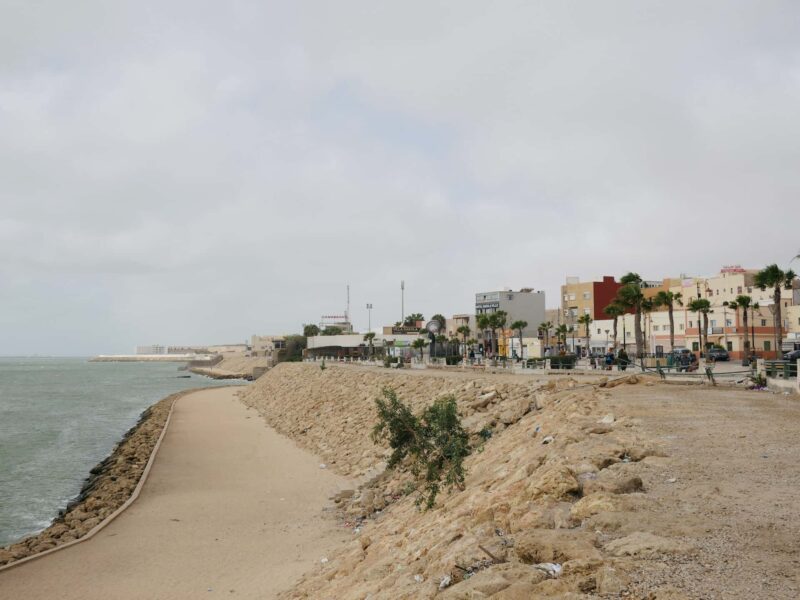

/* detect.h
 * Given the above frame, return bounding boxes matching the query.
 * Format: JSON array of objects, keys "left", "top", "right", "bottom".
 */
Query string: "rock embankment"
[
  {"left": 191, "top": 356, "right": 272, "bottom": 380},
  {"left": 0, "top": 389, "right": 192, "bottom": 569},
  {"left": 239, "top": 363, "right": 690, "bottom": 599}
]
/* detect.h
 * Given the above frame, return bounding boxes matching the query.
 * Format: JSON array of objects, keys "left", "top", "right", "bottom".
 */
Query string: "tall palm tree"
[
  {"left": 555, "top": 324, "right": 569, "bottom": 352},
  {"left": 653, "top": 290, "right": 683, "bottom": 350},
  {"left": 751, "top": 302, "right": 759, "bottom": 356},
  {"left": 411, "top": 338, "right": 427, "bottom": 362},
  {"left": 510, "top": 320, "right": 528, "bottom": 360},
  {"left": 489, "top": 310, "right": 508, "bottom": 357},
  {"left": 688, "top": 298, "right": 711, "bottom": 356},
  {"left": 476, "top": 314, "right": 491, "bottom": 356},
  {"left": 538, "top": 321, "right": 553, "bottom": 354},
  {"left": 363, "top": 332, "right": 376, "bottom": 358},
  {"left": 754, "top": 264, "right": 797, "bottom": 356},
  {"left": 603, "top": 302, "right": 625, "bottom": 349},
  {"left": 456, "top": 325, "right": 470, "bottom": 361},
  {"left": 617, "top": 273, "right": 645, "bottom": 357},
  {"left": 577, "top": 314, "right": 593, "bottom": 356},
  {"left": 303, "top": 324, "right": 320, "bottom": 337}
]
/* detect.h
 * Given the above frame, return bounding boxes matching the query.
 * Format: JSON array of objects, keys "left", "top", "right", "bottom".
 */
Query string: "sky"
[{"left": 1, "top": 1, "right": 799, "bottom": 355}]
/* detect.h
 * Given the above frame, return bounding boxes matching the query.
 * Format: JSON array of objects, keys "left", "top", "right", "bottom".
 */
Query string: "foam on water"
[{"left": 0, "top": 357, "right": 242, "bottom": 546}]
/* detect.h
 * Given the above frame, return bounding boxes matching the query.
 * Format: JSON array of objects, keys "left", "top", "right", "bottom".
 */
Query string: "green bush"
[
  {"left": 550, "top": 354, "right": 577, "bottom": 369},
  {"left": 372, "top": 388, "right": 471, "bottom": 509}
]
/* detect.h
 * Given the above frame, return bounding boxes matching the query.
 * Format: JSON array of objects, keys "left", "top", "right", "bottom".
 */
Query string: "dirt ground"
[{"left": 603, "top": 384, "right": 800, "bottom": 599}]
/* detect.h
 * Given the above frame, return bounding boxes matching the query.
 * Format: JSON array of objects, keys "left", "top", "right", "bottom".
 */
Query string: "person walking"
[{"left": 618, "top": 348, "right": 629, "bottom": 371}]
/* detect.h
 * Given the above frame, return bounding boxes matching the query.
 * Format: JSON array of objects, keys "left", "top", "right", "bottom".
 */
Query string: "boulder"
[{"left": 526, "top": 462, "right": 580, "bottom": 501}]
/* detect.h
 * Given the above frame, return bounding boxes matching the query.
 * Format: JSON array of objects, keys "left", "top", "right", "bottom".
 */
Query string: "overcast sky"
[{"left": 1, "top": 1, "right": 799, "bottom": 355}]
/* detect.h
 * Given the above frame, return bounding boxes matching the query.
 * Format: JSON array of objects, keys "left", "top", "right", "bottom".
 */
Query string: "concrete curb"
[{"left": 0, "top": 387, "right": 222, "bottom": 573}]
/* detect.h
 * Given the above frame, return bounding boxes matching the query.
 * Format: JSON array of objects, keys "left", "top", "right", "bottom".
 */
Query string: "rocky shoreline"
[{"left": 0, "top": 388, "right": 197, "bottom": 568}]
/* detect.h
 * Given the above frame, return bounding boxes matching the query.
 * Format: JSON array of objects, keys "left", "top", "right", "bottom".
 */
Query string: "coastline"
[{"left": 0, "top": 388, "right": 202, "bottom": 568}]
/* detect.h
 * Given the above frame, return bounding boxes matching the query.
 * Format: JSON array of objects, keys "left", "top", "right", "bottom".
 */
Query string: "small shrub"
[
  {"left": 320, "top": 360, "right": 326, "bottom": 371},
  {"left": 372, "top": 388, "right": 471, "bottom": 509}
]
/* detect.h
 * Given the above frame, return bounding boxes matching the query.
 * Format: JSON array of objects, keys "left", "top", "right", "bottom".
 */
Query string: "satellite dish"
[{"left": 425, "top": 320, "right": 441, "bottom": 334}]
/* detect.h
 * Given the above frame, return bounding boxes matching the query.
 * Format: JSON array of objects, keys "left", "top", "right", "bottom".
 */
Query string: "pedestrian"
[
  {"left": 618, "top": 348, "right": 629, "bottom": 371},
  {"left": 604, "top": 348, "right": 614, "bottom": 370}
]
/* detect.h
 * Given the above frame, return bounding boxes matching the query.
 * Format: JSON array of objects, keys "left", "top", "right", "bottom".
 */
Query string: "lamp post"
[
  {"left": 623, "top": 317, "right": 627, "bottom": 351},
  {"left": 605, "top": 329, "right": 609, "bottom": 350}
]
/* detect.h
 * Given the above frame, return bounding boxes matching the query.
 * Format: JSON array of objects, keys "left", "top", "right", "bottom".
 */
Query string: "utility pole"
[
  {"left": 346, "top": 284, "right": 350, "bottom": 328},
  {"left": 366, "top": 303, "right": 373, "bottom": 332},
  {"left": 401, "top": 280, "right": 405, "bottom": 324}
]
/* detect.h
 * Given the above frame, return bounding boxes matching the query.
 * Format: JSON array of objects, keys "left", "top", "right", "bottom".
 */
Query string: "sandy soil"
[
  {"left": 604, "top": 385, "right": 800, "bottom": 598},
  {"left": 0, "top": 387, "right": 351, "bottom": 599}
]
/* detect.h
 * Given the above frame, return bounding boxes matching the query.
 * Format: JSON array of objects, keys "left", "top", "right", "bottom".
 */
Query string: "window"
[
  {"left": 563, "top": 294, "right": 568, "bottom": 301},
  {"left": 597, "top": 328, "right": 601, "bottom": 334},
  {"left": 725, "top": 319, "right": 732, "bottom": 327},
  {"left": 584, "top": 308, "right": 590, "bottom": 315},
  {"left": 583, "top": 292, "right": 591, "bottom": 299},
  {"left": 689, "top": 321, "right": 693, "bottom": 328},
  {"left": 569, "top": 293, "right": 576, "bottom": 301},
  {"left": 710, "top": 320, "right": 717, "bottom": 327},
  {"left": 692, "top": 342, "right": 699, "bottom": 351},
  {"left": 679, "top": 324, "right": 684, "bottom": 330},
  {"left": 764, "top": 341, "right": 771, "bottom": 351},
  {"left": 737, "top": 286, "right": 742, "bottom": 293},
  {"left": 761, "top": 319, "right": 767, "bottom": 326},
  {"left": 726, "top": 342, "right": 733, "bottom": 351},
  {"left": 747, "top": 287, "right": 752, "bottom": 293},
  {"left": 715, "top": 289, "right": 719, "bottom": 295}
]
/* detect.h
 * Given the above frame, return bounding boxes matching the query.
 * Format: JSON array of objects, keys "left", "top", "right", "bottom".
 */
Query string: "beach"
[{"left": 0, "top": 387, "right": 350, "bottom": 598}]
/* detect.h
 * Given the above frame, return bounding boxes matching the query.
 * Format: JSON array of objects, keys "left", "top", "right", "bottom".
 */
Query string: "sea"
[{"left": 0, "top": 357, "right": 243, "bottom": 547}]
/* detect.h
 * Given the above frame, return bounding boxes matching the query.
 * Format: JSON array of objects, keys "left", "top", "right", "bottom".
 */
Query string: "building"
[
  {"left": 136, "top": 345, "right": 165, "bottom": 355},
  {"left": 250, "top": 335, "right": 286, "bottom": 364},
  {"left": 306, "top": 332, "right": 423, "bottom": 360},
  {"left": 560, "top": 276, "right": 624, "bottom": 328},
  {"left": 475, "top": 288, "right": 545, "bottom": 337}
]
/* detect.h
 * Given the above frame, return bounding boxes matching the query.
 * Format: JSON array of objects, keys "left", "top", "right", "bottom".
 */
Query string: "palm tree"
[
  {"left": 754, "top": 264, "right": 797, "bottom": 356},
  {"left": 411, "top": 338, "right": 427, "bottom": 362},
  {"left": 603, "top": 303, "right": 625, "bottom": 349},
  {"left": 303, "top": 324, "right": 320, "bottom": 337},
  {"left": 641, "top": 297, "right": 655, "bottom": 354},
  {"left": 751, "top": 302, "right": 759, "bottom": 355},
  {"left": 577, "top": 314, "right": 593, "bottom": 356},
  {"left": 363, "top": 332, "right": 376, "bottom": 358},
  {"left": 476, "top": 314, "right": 491, "bottom": 356},
  {"left": 456, "top": 325, "right": 470, "bottom": 361},
  {"left": 538, "top": 321, "right": 553, "bottom": 355},
  {"left": 653, "top": 291, "right": 683, "bottom": 350},
  {"left": 688, "top": 298, "right": 711, "bottom": 356},
  {"left": 617, "top": 273, "right": 645, "bottom": 357},
  {"left": 485, "top": 310, "right": 507, "bottom": 357},
  {"left": 510, "top": 320, "right": 528, "bottom": 361},
  {"left": 555, "top": 324, "right": 569, "bottom": 352}
]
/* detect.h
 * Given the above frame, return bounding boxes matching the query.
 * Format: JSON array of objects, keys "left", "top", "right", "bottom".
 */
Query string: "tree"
[
  {"left": 555, "top": 324, "right": 569, "bottom": 351},
  {"left": 538, "top": 321, "right": 553, "bottom": 355},
  {"left": 372, "top": 388, "right": 470, "bottom": 509},
  {"left": 321, "top": 326, "right": 343, "bottom": 336},
  {"left": 510, "top": 320, "right": 528, "bottom": 360},
  {"left": 641, "top": 297, "right": 655, "bottom": 354},
  {"left": 278, "top": 335, "right": 306, "bottom": 363},
  {"left": 688, "top": 298, "right": 711, "bottom": 355},
  {"left": 653, "top": 291, "right": 683, "bottom": 350},
  {"left": 404, "top": 313, "right": 424, "bottom": 327},
  {"left": 616, "top": 273, "right": 645, "bottom": 357},
  {"left": 412, "top": 338, "right": 428, "bottom": 362},
  {"left": 754, "top": 264, "right": 797, "bottom": 356},
  {"left": 363, "top": 332, "right": 376, "bottom": 358},
  {"left": 489, "top": 310, "right": 508, "bottom": 357},
  {"left": 577, "top": 314, "right": 593, "bottom": 356},
  {"left": 603, "top": 302, "right": 625, "bottom": 349},
  {"left": 303, "top": 324, "right": 320, "bottom": 337},
  {"left": 456, "top": 325, "right": 471, "bottom": 361},
  {"left": 476, "top": 314, "right": 491, "bottom": 355},
  {"left": 751, "top": 302, "right": 760, "bottom": 355}
]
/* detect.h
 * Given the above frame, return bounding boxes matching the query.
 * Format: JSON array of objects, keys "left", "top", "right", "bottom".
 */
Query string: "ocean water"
[{"left": 0, "top": 357, "right": 243, "bottom": 547}]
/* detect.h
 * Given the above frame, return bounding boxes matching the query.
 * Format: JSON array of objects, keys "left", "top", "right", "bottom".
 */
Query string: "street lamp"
[{"left": 605, "top": 329, "right": 610, "bottom": 350}]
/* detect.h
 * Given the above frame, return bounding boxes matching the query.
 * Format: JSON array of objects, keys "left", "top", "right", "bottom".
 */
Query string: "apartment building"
[{"left": 560, "top": 276, "right": 623, "bottom": 327}]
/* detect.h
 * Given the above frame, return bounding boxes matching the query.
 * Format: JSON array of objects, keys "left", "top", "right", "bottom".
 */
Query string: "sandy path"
[{"left": 0, "top": 387, "right": 350, "bottom": 599}]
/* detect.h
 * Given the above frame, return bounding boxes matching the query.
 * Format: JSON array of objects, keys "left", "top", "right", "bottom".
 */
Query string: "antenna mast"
[
  {"left": 401, "top": 280, "right": 405, "bottom": 324},
  {"left": 346, "top": 284, "right": 350, "bottom": 326}
]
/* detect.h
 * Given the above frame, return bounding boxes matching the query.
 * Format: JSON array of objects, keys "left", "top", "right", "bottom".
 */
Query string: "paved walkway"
[{"left": 0, "top": 387, "right": 349, "bottom": 599}]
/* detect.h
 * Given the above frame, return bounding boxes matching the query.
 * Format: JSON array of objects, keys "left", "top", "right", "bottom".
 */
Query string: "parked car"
[
  {"left": 784, "top": 349, "right": 800, "bottom": 361},
  {"left": 707, "top": 347, "right": 730, "bottom": 361}
]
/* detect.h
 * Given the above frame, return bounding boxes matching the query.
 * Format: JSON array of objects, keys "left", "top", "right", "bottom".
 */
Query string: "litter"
[
  {"left": 542, "top": 436, "right": 554, "bottom": 445},
  {"left": 534, "top": 562, "right": 562, "bottom": 578}
]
